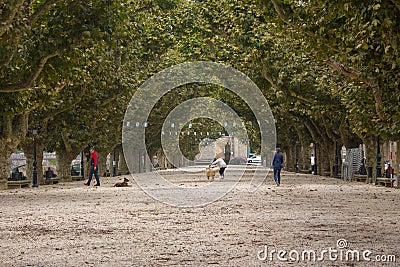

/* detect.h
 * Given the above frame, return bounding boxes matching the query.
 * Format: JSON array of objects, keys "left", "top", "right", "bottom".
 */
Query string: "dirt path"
[{"left": 0, "top": 169, "right": 398, "bottom": 266}]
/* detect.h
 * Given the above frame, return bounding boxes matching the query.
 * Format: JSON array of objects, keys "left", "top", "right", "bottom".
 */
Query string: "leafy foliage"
[{"left": 1, "top": 0, "right": 399, "bottom": 181}]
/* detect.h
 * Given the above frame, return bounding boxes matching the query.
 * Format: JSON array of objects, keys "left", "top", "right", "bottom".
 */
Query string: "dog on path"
[
  {"left": 114, "top": 177, "right": 129, "bottom": 187},
  {"left": 205, "top": 166, "right": 220, "bottom": 181}
]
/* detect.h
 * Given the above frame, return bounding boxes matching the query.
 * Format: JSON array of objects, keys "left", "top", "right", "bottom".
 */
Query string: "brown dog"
[
  {"left": 205, "top": 166, "right": 220, "bottom": 181},
  {"left": 114, "top": 177, "right": 129, "bottom": 187}
]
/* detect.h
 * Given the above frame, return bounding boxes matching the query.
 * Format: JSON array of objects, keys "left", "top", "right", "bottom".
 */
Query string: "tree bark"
[
  {"left": 321, "top": 143, "right": 333, "bottom": 176},
  {"left": 156, "top": 149, "right": 167, "bottom": 169},
  {"left": 0, "top": 152, "right": 11, "bottom": 190},
  {"left": 36, "top": 143, "right": 44, "bottom": 185},
  {"left": 98, "top": 152, "right": 108, "bottom": 177},
  {"left": 294, "top": 126, "right": 312, "bottom": 171},
  {"left": 365, "top": 135, "right": 377, "bottom": 184},
  {"left": 118, "top": 149, "right": 129, "bottom": 175},
  {"left": 0, "top": 113, "right": 29, "bottom": 189},
  {"left": 284, "top": 146, "right": 293, "bottom": 172},
  {"left": 113, "top": 146, "right": 120, "bottom": 175},
  {"left": 0, "top": 0, "right": 25, "bottom": 37},
  {"left": 20, "top": 138, "right": 46, "bottom": 185},
  {"left": 21, "top": 141, "right": 33, "bottom": 181},
  {"left": 56, "top": 150, "right": 75, "bottom": 182},
  {"left": 394, "top": 141, "right": 400, "bottom": 189}
]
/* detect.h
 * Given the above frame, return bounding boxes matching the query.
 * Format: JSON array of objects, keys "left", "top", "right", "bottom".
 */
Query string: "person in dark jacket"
[
  {"left": 84, "top": 147, "right": 100, "bottom": 186},
  {"left": 272, "top": 148, "right": 284, "bottom": 186}
]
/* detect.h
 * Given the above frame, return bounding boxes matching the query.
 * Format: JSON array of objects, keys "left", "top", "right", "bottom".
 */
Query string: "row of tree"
[{"left": 1, "top": 0, "right": 399, "bottom": 189}]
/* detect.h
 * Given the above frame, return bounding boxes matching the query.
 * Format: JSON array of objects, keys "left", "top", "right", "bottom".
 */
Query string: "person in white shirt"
[
  {"left": 310, "top": 154, "right": 315, "bottom": 174},
  {"left": 210, "top": 155, "right": 227, "bottom": 179}
]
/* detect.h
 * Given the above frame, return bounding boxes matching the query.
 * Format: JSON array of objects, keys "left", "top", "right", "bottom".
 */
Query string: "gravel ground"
[{"left": 0, "top": 167, "right": 399, "bottom": 267}]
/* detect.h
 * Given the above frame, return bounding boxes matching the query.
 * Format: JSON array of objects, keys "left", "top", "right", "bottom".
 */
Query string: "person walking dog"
[
  {"left": 272, "top": 148, "right": 284, "bottom": 186},
  {"left": 84, "top": 147, "right": 100, "bottom": 186},
  {"left": 210, "top": 155, "right": 227, "bottom": 179}
]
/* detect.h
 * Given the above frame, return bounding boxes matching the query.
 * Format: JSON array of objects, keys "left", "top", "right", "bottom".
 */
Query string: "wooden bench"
[
  {"left": 44, "top": 177, "right": 60, "bottom": 185},
  {"left": 354, "top": 174, "right": 368, "bottom": 182},
  {"left": 377, "top": 177, "right": 394, "bottom": 187},
  {"left": 8, "top": 180, "right": 31, "bottom": 189},
  {"left": 71, "top": 175, "right": 83, "bottom": 181}
]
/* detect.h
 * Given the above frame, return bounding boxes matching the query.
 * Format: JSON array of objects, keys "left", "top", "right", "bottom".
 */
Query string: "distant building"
[{"left": 196, "top": 136, "right": 247, "bottom": 160}]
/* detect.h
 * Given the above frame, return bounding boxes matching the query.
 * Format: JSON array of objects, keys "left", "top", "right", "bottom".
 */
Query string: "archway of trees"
[{"left": 1, "top": 0, "right": 399, "bottom": 189}]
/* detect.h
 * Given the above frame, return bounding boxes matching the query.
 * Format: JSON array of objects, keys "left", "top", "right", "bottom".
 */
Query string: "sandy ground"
[{"left": 0, "top": 166, "right": 399, "bottom": 267}]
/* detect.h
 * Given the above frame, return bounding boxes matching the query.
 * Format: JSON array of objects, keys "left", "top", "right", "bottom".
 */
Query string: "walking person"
[
  {"left": 210, "top": 155, "right": 227, "bottom": 179},
  {"left": 272, "top": 148, "right": 284, "bottom": 186},
  {"left": 84, "top": 147, "right": 100, "bottom": 186},
  {"left": 311, "top": 154, "right": 315, "bottom": 174}
]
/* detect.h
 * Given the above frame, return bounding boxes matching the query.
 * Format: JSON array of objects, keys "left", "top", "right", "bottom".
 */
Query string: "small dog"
[
  {"left": 114, "top": 177, "right": 129, "bottom": 187},
  {"left": 205, "top": 166, "right": 220, "bottom": 181}
]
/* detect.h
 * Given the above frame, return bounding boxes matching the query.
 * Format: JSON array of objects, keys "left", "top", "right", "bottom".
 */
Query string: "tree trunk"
[
  {"left": 157, "top": 149, "right": 169, "bottom": 169},
  {"left": 316, "top": 144, "right": 322, "bottom": 175},
  {"left": 320, "top": 142, "right": 333, "bottom": 176},
  {"left": 298, "top": 143, "right": 308, "bottom": 171},
  {"left": 284, "top": 146, "right": 293, "bottom": 172},
  {"left": 128, "top": 148, "right": 137, "bottom": 173},
  {"left": 84, "top": 159, "right": 90, "bottom": 182},
  {"left": 119, "top": 149, "right": 129, "bottom": 174},
  {"left": 365, "top": 135, "right": 377, "bottom": 184},
  {"left": 56, "top": 151, "right": 75, "bottom": 182},
  {"left": 21, "top": 138, "right": 45, "bottom": 184},
  {"left": 36, "top": 143, "right": 44, "bottom": 185},
  {"left": 144, "top": 150, "right": 151, "bottom": 172},
  {"left": 156, "top": 149, "right": 167, "bottom": 169},
  {"left": 114, "top": 147, "right": 120, "bottom": 175},
  {"left": 0, "top": 113, "right": 29, "bottom": 189},
  {"left": 0, "top": 152, "right": 11, "bottom": 190},
  {"left": 394, "top": 141, "right": 400, "bottom": 189},
  {"left": 21, "top": 141, "right": 33, "bottom": 181},
  {"left": 98, "top": 152, "right": 108, "bottom": 177}
]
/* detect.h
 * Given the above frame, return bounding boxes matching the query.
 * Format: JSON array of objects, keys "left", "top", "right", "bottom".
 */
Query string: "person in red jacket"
[{"left": 84, "top": 147, "right": 100, "bottom": 186}]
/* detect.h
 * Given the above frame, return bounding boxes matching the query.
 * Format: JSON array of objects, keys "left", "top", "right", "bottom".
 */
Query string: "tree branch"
[
  {"left": 390, "top": 0, "right": 400, "bottom": 10},
  {"left": 261, "top": 65, "right": 279, "bottom": 90},
  {"left": 303, "top": 120, "right": 318, "bottom": 143},
  {"left": 325, "top": 58, "right": 362, "bottom": 80},
  {"left": 270, "top": 0, "right": 290, "bottom": 24},
  {"left": 325, "top": 58, "right": 384, "bottom": 121},
  {"left": 261, "top": 64, "right": 314, "bottom": 105},
  {"left": 270, "top": 0, "right": 386, "bottom": 122},
  {"left": 4, "top": 115, "right": 13, "bottom": 140},
  {"left": 0, "top": 0, "right": 25, "bottom": 37},
  {"left": 321, "top": 116, "right": 340, "bottom": 141},
  {"left": 12, "top": 113, "right": 29, "bottom": 143},
  {"left": 61, "top": 126, "right": 72, "bottom": 154},
  {"left": 1, "top": 0, "right": 61, "bottom": 66},
  {"left": 0, "top": 50, "right": 60, "bottom": 93},
  {"left": 270, "top": 0, "right": 340, "bottom": 53},
  {"left": 28, "top": 0, "right": 60, "bottom": 26}
]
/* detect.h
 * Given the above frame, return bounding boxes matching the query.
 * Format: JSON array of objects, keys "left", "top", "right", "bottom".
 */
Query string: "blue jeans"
[
  {"left": 273, "top": 168, "right": 281, "bottom": 184},
  {"left": 88, "top": 166, "right": 100, "bottom": 185}
]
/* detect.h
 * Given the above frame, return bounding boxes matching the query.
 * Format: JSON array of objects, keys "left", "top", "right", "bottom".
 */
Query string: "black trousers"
[{"left": 88, "top": 166, "right": 100, "bottom": 185}]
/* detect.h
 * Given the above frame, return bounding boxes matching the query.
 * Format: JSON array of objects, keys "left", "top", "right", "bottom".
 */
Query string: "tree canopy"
[{"left": 1, "top": 0, "right": 399, "bottom": 188}]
